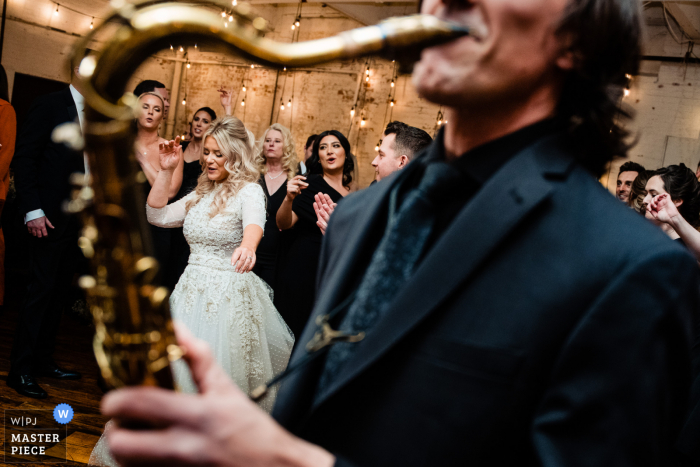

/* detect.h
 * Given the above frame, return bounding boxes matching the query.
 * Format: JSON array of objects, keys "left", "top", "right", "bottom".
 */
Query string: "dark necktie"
[{"left": 316, "top": 161, "right": 461, "bottom": 397}]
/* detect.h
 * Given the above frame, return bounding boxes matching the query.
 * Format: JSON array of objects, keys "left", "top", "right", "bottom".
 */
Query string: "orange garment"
[{"left": 0, "top": 98, "right": 17, "bottom": 305}]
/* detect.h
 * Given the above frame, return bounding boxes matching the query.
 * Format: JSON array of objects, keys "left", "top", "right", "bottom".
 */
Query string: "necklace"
[{"left": 266, "top": 170, "right": 284, "bottom": 180}]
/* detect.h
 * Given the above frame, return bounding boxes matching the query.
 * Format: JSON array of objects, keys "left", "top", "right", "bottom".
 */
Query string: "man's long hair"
[{"left": 557, "top": 0, "right": 642, "bottom": 176}]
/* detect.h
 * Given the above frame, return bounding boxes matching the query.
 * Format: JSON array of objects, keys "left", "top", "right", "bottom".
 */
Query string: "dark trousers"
[{"left": 10, "top": 227, "right": 83, "bottom": 375}]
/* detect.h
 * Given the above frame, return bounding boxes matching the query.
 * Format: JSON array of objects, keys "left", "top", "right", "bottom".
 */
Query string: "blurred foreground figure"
[{"left": 102, "top": 0, "right": 700, "bottom": 466}]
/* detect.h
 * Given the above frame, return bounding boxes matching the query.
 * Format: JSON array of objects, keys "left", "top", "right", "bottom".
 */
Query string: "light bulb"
[
  {"left": 233, "top": 0, "right": 237, "bottom": 5},
  {"left": 194, "top": 43, "right": 197, "bottom": 49},
  {"left": 281, "top": 104, "right": 285, "bottom": 110},
  {"left": 361, "top": 118, "right": 366, "bottom": 127},
  {"left": 350, "top": 107, "right": 355, "bottom": 117},
  {"left": 437, "top": 120, "right": 442, "bottom": 125},
  {"left": 365, "top": 68, "right": 370, "bottom": 75},
  {"left": 224, "top": 22, "right": 228, "bottom": 27},
  {"left": 288, "top": 98, "right": 292, "bottom": 105},
  {"left": 390, "top": 80, "right": 395, "bottom": 88},
  {"left": 241, "top": 99, "right": 245, "bottom": 106},
  {"left": 242, "top": 85, "right": 246, "bottom": 92},
  {"left": 221, "top": 11, "right": 226, "bottom": 17},
  {"left": 623, "top": 88, "right": 630, "bottom": 97},
  {"left": 625, "top": 73, "right": 632, "bottom": 79},
  {"left": 365, "top": 76, "right": 369, "bottom": 82},
  {"left": 179, "top": 46, "right": 184, "bottom": 52},
  {"left": 182, "top": 134, "right": 186, "bottom": 139},
  {"left": 375, "top": 145, "right": 379, "bottom": 151},
  {"left": 90, "top": 18, "right": 94, "bottom": 29},
  {"left": 170, "top": 44, "right": 174, "bottom": 50},
  {"left": 291, "top": 24, "right": 295, "bottom": 30},
  {"left": 229, "top": 15, "right": 233, "bottom": 22},
  {"left": 251, "top": 65, "right": 254, "bottom": 69},
  {"left": 390, "top": 100, "right": 394, "bottom": 107},
  {"left": 54, "top": 5, "right": 59, "bottom": 16},
  {"left": 295, "top": 19, "right": 300, "bottom": 27},
  {"left": 186, "top": 62, "right": 191, "bottom": 69},
  {"left": 283, "top": 67, "right": 286, "bottom": 71},
  {"left": 182, "top": 98, "right": 186, "bottom": 105}
]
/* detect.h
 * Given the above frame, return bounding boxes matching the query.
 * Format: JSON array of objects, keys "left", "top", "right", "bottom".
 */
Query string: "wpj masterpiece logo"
[{"left": 3, "top": 404, "right": 73, "bottom": 463}]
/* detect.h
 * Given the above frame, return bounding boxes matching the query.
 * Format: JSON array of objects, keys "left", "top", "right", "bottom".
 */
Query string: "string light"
[
  {"left": 221, "top": 11, "right": 226, "bottom": 17},
  {"left": 225, "top": 22, "right": 228, "bottom": 27},
  {"left": 625, "top": 73, "right": 632, "bottom": 79},
  {"left": 296, "top": 18, "right": 300, "bottom": 27},
  {"left": 361, "top": 115, "right": 366, "bottom": 126},
  {"left": 280, "top": 99, "right": 285, "bottom": 110},
  {"left": 179, "top": 46, "right": 184, "bottom": 52},
  {"left": 186, "top": 61, "right": 191, "bottom": 69},
  {"left": 241, "top": 99, "right": 245, "bottom": 106},
  {"left": 251, "top": 65, "right": 254, "bottom": 69},
  {"left": 623, "top": 88, "right": 630, "bottom": 97},
  {"left": 390, "top": 99, "right": 395, "bottom": 107},
  {"left": 242, "top": 82, "right": 246, "bottom": 92},
  {"left": 291, "top": 23, "right": 295, "bottom": 30},
  {"left": 288, "top": 98, "right": 292, "bottom": 106},
  {"left": 365, "top": 67, "right": 370, "bottom": 76},
  {"left": 233, "top": 0, "right": 237, "bottom": 5},
  {"left": 194, "top": 43, "right": 197, "bottom": 49},
  {"left": 350, "top": 106, "right": 355, "bottom": 117},
  {"left": 54, "top": 4, "right": 59, "bottom": 16},
  {"left": 182, "top": 95, "right": 187, "bottom": 105},
  {"left": 390, "top": 79, "right": 395, "bottom": 88},
  {"left": 365, "top": 75, "right": 369, "bottom": 82},
  {"left": 375, "top": 142, "right": 380, "bottom": 151},
  {"left": 229, "top": 15, "right": 233, "bottom": 22},
  {"left": 90, "top": 17, "right": 94, "bottom": 29},
  {"left": 283, "top": 67, "right": 286, "bottom": 71},
  {"left": 170, "top": 44, "right": 174, "bottom": 50},
  {"left": 436, "top": 109, "right": 444, "bottom": 126}
]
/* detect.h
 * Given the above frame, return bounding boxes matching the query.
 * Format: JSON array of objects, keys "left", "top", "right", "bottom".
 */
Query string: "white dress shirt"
[{"left": 24, "top": 85, "right": 89, "bottom": 224}]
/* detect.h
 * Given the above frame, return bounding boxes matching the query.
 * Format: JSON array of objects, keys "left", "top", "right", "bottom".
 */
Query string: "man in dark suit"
[
  {"left": 8, "top": 62, "right": 87, "bottom": 398},
  {"left": 100, "top": 0, "right": 699, "bottom": 465}
]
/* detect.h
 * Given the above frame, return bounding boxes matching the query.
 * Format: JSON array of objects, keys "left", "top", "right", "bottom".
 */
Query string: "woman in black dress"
[
  {"left": 252, "top": 123, "right": 298, "bottom": 296},
  {"left": 275, "top": 130, "right": 353, "bottom": 339},
  {"left": 167, "top": 107, "right": 217, "bottom": 289}
]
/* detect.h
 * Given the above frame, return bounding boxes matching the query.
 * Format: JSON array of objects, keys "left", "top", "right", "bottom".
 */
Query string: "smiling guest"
[
  {"left": 252, "top": 124, "right": 297, "bottom": 296},
  {"left": 134, "top": 91, "right": 184, "bottom": 287},
  {"left": 616, "top": 161, "right": 645, "bottom": 203},
  {"left": 372, "top": 121, "right": 432, "bottom": 182},
  {"left": 275, "top": 130, "right": 352, "bottom": 339}
]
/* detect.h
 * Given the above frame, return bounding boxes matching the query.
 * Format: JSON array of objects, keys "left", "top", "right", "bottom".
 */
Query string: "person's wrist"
[
  {"left": 668, "top": 212, "right": 683, "bottom": 228},
  {"left": 271, "top": 431, "right": 335, "bottom": 467}
]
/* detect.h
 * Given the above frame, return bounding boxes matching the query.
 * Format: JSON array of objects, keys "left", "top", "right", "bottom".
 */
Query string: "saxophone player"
[{"left": 101, "top": 0, "right": 698, "bottom": 465}]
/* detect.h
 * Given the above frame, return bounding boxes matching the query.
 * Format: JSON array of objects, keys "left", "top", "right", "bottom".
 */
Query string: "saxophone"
[{"left": 66, "top": 0, "right": 473, "bottom": 390}]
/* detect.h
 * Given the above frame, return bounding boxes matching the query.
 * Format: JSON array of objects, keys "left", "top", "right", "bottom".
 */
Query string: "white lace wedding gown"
[{"left": 89, "top": 182, "right": 294, "bottom": 467}]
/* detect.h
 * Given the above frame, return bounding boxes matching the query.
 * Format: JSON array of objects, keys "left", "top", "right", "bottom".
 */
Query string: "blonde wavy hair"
[
  {"left": 258, "top": 123, "right": 298, "bottom": 180},
  {"left": 186, "top": 116, "right": 262, "bottom": 217}
]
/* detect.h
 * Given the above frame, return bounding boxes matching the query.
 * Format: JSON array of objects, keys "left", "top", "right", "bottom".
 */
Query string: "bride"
[{"left": 89, "top": 116, "right": 294, "bottom": 466}]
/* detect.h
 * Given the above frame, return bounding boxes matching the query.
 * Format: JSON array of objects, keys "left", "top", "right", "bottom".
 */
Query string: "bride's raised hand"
[{"left": 158, "top": 136, "right": 182, "bottom": 171}]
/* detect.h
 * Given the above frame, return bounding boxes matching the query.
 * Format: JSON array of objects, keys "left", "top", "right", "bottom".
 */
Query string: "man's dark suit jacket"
[
  {"left": 273, "top": 132, "right": 699, "bottom": 466},
  {"left": 13, "top": 86, "right": 84, "bottom": 237}
]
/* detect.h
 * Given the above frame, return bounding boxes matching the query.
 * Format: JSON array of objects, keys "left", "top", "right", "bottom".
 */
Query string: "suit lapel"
[
  {"left": 291, "top": 160, "right": 425, "bottom": 365},
  {"left": 312, "top": 134, "right": 575, "bottom": 408}
]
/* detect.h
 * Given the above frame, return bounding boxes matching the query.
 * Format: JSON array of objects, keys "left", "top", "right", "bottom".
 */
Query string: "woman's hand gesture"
[
  {"left": 158, "top": 136, "right": 182, "bottom": 171},
  {"left": 286, "top": 175, "right": 308, "bottom": 201},
  {"left": 314, "top": 193, "right": 337, "bottom": 236},
  {"left": 648, "top": 193, "right": 680, "bottom": 225},
  {"left": 231, "top": 246, "right": 256, "bottom": 273},
  {"left": 218, "top": 85, "right": 233, "bottom": 115}
]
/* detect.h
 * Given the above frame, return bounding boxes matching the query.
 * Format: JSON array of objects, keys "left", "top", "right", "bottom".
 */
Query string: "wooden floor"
[{"left": 0, "top": 274, "right": 109, "bottom": 466}]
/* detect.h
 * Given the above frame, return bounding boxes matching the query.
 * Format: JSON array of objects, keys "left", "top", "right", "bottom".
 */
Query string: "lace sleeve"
[
  {"left": 146, "top": 192, "right": 195, "bottom": 228},
  {"left": 239, "top": 183, "right": 267, "bottom": 230}
]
